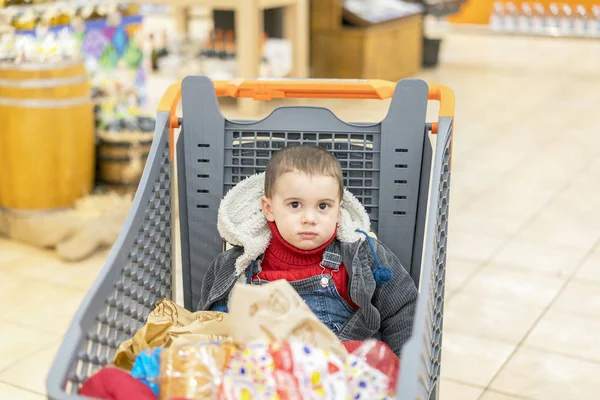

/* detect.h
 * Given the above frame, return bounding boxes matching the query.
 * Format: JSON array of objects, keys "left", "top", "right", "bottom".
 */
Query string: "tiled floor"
[{"left": 2, "top": 28, "right": 600, "bottom": 399}]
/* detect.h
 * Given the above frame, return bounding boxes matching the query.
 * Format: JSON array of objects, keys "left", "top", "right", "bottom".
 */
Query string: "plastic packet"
[
  {"left": 158, "top": 339, "right": 399, "bottom": 399},
  {"left": 131, "top": 347, "right": 163, "bottom": 396},
  {"left": 218, "top": 340, "right": 347, "bottom": 400},
  {"left": 346, "top": 340, "right": 400, "bottom": 398},
  {"left": 159, "top": 341, "right": 235, "bottom": 400}
]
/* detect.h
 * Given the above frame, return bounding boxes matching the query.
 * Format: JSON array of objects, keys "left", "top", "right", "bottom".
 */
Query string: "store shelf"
[
  {"left": 431, "top": 18, "right": 600, "bottom": 40},
  {"left": 0, "top": 0, "right": 136, "bottom": 16},
  {"left": 141, "top": 0, "right": 298, "bottom": 11},
  {"left": 144, "top": 0, "right": 309, "bottom": 116}
]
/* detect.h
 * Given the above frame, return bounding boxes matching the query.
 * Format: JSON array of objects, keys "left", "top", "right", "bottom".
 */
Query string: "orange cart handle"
[
  {"left": 157, "top": 82, "right": 182, "bottom": 161},
  {"left": 212, "top": 79, "right": 396, "bottom": 100},
  {"left": 158, "top": 79, "right": 454, "bottom": 160}
]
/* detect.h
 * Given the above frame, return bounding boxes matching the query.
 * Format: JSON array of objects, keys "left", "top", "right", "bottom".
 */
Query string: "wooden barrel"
[
  {"left": 96, "top": 131, "right": 153, "bottom": 194},
  {"left": 0, "top": 60, "right": 95, "bottom": 210}
]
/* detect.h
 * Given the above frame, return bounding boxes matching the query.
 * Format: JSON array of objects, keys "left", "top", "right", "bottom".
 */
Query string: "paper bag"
[
  {"left": 113, "top": 298, "right": 231, "bottom": 370},
  {"left": 228, "top": 279, "right": 348, "bottom": 360}
]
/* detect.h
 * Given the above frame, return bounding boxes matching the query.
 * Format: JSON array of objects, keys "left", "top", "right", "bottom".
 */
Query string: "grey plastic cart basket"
[{"left": 47, "top": 76, "right": 454, "bottom": 400}]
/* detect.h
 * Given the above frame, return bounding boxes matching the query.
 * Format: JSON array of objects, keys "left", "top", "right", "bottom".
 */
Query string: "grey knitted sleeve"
[
  {"left": 196, "top": 252, "right": 221, "bottom": 311},
  {"left": 372, "top": 239, "right": 419, "bottom": 356}
]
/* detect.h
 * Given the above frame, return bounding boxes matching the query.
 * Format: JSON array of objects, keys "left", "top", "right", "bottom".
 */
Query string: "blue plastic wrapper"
[{"left": 131, "top": 347, "right": 163, "bottom": 396}]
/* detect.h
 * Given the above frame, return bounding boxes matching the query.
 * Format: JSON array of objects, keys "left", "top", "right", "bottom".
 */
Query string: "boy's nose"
[{"left": 302, "top": 211, "right": 317, "bottom": 224}]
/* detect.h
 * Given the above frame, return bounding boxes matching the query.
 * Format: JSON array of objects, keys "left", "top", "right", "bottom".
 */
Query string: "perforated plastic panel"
[
  {"left": 224, "top": 130, "right": 381, "bottom": 229},
  {"left": 47, "top": 122, "right": 173, "bottom": 399},
  {"left": 429, "top": 132, "right": 451, "bottom": 384},
  {"left": 421, "top": 133, "right": 451, "bottom": 395},
  {"left": 67, "top": 145, "right": 172, "bottom": 393},
  {"left": 397, "top": 118, "right": 452, "bottom": 400}
]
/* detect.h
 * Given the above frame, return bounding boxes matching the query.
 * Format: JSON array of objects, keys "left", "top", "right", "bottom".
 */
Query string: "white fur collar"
[{"left": 217, "top": 172, "right": 371, "bottom": 276}]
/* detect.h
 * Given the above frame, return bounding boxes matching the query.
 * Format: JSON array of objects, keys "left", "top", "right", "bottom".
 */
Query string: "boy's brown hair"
[{"left": 264, "top": 145, "right": 344, "bottom": 200}]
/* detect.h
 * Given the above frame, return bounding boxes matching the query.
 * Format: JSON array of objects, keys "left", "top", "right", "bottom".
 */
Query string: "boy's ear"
[{"left": 261, "top": 195, "right": 276, "bottom": 221}]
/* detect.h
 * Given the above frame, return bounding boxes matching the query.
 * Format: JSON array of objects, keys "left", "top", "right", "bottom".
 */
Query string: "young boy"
[{"left": 197, "top": 145, "right": 418, "bottom": 356}]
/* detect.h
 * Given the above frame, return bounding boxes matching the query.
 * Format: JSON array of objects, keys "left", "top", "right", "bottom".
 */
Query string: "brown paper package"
[{"left": 114, "top": 280, "right": 348, "bottom": 398}]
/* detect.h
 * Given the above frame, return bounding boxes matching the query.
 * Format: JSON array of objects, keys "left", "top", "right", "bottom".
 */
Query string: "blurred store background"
[{"left": 1, "top": 1, "right": 600, "bottom": 399}]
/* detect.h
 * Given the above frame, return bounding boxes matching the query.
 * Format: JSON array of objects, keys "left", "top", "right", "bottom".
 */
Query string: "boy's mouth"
[{"left": 298, "top": 232, "right": 318, "bottom": 239}]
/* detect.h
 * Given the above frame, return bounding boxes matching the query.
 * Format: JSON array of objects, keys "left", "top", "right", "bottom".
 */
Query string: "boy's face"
[{"left": 261, "top": 170, "right": 342, "bottom": 250}]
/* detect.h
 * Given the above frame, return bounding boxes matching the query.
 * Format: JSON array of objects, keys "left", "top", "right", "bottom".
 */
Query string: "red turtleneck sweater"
[{"left": 252, "top": 221, "right": 357, "bottom": 309}]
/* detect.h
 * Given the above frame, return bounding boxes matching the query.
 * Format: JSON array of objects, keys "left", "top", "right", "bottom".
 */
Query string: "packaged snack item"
[
  {"left": 288, "top": 341, "right": 347, "bottom": 399},
  {"left": 349, "top": 340, "right": 400, "bottom": 394},
  {"left": 345, "top": 354, "right": 392, "bottom": 400},
  {"left": 345, "top": 340, "right": 400, "bottom": 399},
  {"left": 218, "top": 341, "right": 283, "bottom": 400},
  {"left": 131, "top": 347, "right": 163, "bottom": 396},
  {"left": 218, "top": 340, "right": 347, "bottom": 400},
  {"left": 160, "top": 341, "right": 236, "bottom": 400}
]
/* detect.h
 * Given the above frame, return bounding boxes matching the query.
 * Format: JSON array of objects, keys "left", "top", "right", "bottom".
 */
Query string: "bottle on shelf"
[
  {"left": 200, "top": 29, "right": 215, "bottom": 58},
  {"left": 39, "top": 6, "right": 54, "bottom": 28},
  {"left": 149, "top": 33, "right": 159, "bottom": 71},
  {"left": 546, "top": 3, "right": 560, "bottom": 34},
  {"left": 504, "top": 2, "right": 519, "bottom": 33},
  {"left": 531, "top": 3, "right": 546, "bottom": 34},
  {"left": 158, "top": 31, "right": 168, "bottom": 58},
  {"left": 592, "top": 6, "right": 600, "bottom": 37},
  {"left": 12, "top": 8, "right": 36, "bottom": 31},
  {"left": 490, "top": 1, "right": 505, "bottom": 32},
  {"left": 213, "top": 28, "right": 225, "bottom": 59},
  {"left": 225, "top": 29, "right": 235, "bottom": 59},
  {"left": 573, "top": 5, "right": 588, "bottom": 37},
  {"left": 57, "top": 8, "right": 71, "bottom": 26},
  {"left": 519, "top": 3, "right": 533, "bottom": 33},
  {"left": 559, "top": 4, "right": 574, "bottom": 36}
]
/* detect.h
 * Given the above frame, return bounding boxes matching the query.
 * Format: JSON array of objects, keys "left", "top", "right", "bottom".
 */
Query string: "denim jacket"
[
  {"left": 197, "top": 236, "right": 418, "bottom": 356},
  {"left": 196, "top": 172, "right": 418, "bottom": 356}
]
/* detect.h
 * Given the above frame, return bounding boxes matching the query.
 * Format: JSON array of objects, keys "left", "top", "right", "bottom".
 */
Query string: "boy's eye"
[
  {"left": 318, "top": 203, "right": 329, "bottom": 210},
  {"left": 290, "top": 202, "right": 300, "bottom": 209}
]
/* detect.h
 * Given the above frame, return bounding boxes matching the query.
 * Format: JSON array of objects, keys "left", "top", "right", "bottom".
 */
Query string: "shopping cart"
[{"left": 46, "top": 77, "right": 454, "bottom": 400}]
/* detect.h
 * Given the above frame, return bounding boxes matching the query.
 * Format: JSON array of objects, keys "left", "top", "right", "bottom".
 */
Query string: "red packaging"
[
  {"left": 217, "top": 340, "right": 348, "bottom": 400},
  {"left": 346, "top": 340, "right": 400, "bottom": 394}
]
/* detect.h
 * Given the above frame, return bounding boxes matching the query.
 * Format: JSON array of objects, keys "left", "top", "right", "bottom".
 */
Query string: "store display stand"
[
  {"left": 310, "top": 0, "right": 424, "bottom": 81},
  {"left": 143, "top": 0, "right": 309, "bottom": 116}
]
